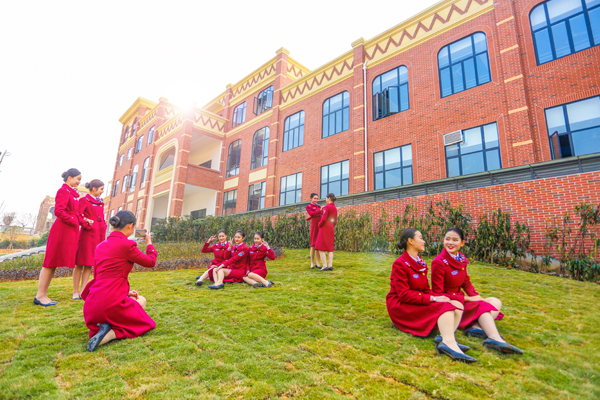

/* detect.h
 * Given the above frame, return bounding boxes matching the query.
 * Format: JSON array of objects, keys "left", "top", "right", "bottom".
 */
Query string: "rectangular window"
[
  {"left": 127, "top": 148, "right": 132, "bottom": 160},
  {"left": 118, "top": 154, "right": 124, "bottom": 166},
  {"left": 280, "top": 172, "right": 302, "bottom": 206},
  {"left": 232, "top": 102, "right": 246, "bottom": 127},
  {"left": 374, "top": 144, "right": 413, "bottom": 190},
  {"left": 545, "top": 95, "right": 600, "bottom": 158},
  {"left": 110, "top": 209, "right": 115, "bottom": 219},
  {"left": 445, "top": 122, "right": 501, "bottom": 177},
  {"left": 283, "top": 111, "right": 305, "bottom": 152},
  {"left": 112, "top": 180, "right": 120, "bottom": 197},
  {"left": 320, "top": 160, "right": 350, "bottom": 198},
  {"left": 223, "top": 189, "right": 237, "bottom": 215},
  {"left": 247, "top": 182, "right": 266, "bottom": 211},
  {"left": 121, "top": 176, "right": 129, "bottom": 193},
  {"left": 191, "top": 209, "right": 207, "bottom": 220},
  {"left": 323, "top": 92, "right": 350, "bottom": 138},
  {"left": 439, "top": 33, "right": 490, "bottom": 98},
  {"left": 118, "top": 206, "right": 122, "bottom": 212}
]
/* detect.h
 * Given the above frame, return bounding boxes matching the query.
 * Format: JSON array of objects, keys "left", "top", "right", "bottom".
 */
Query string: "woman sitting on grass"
[
  {"left": 387, "top": 228, "right": 476, "bottom": 363},
  {"left": 243, "top": 231, "right": 275, "bottom": 288},
  {"left": 82, "top": 210, "right": 157, "bottom": 352},
  {"left": 208, "top": 230, "right": 248, "bottom": 290},
  {"left": 195, "top": 230, "right": 231, "bottom": 286},
  {"left": 431, "top": 227, "right": 523, "bottom": 355}
]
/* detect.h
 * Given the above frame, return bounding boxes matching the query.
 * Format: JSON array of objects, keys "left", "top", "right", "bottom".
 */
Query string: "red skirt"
[
  {"left": 458, "top": 300, "right": 504, "bottom": 329},
  {"left": 310, "top": 219, "right": 320, "bottom": 247},
  {"left": 387, "top": 296, "right": 460, "bottom": 337},
  {"left": 249, "top": 268, "right": 267, "bottom": 279},
  {"left": 208, "top": 267, "right": 246, "bottom": 283},
  {"left": 43, "top": 219, "right": 79, "bottom": 268}
]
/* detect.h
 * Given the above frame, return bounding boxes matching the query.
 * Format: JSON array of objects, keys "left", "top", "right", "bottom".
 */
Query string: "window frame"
[
  {"left": 118, "top": 154, "right": 124, "bottom": 166},
  {"left": 247, "top": 181, "right": 266, "bottom": 211},
  {"left": 147, "top": 126, "right": 155, "bottom": 145},
  {"left": 371, "top": 66, "right": 410, "bottom": 121},
  {"left": 232, "top": 102, "right": 247, "bottom": 127},
  {"left": 135, "top": 136, "right": 144, "bottom": 153},
  {"left": 445, "top": 122, "right": 502, "bottom": 177},
  {"left": 322, "top": 91, "right": 351, "bottom": 138},
  {"left": 222, "top": 189, "right": 237, "bottom": 215},
  {"left": 140, "top": 157, "right": 150, "bottom": 188},
  {"left": 112, "top": 180, "right": 120, "bottom": 197},
  {"left": 129, "top": 164, "right": 139, "bottom": 193},
  {"left": 438, "top": 32, "right": 491, "bottom": 98},
  {"left": 254, "top": 86, "right": 274, "bottom": 115},
  {"left": 127, "top": 148, "right": 132, "bottom": 160},
  {"left": 373, "top": 144, "right": 413, "bottom": 190},
  {"left": 320, "top": 160, "right": 350, "bottom": 198},
  {"left": 280, "top": 172, "right": 303, "bottom": 206},
  {"left": 121, "top": 175, "right": 129, "bottom": 193},
  {"left": 250, "top": 127, "right": 270, "bottom": 170},
  {"left": 226, "top": 139, "right": 242, "bottom": 177},
  {"left": 283, "top": 110, "right": 305, "bottom": 152}
]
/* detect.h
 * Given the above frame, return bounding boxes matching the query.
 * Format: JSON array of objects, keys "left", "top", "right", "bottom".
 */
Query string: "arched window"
[
  {"left": 253, "top": 86, "right": 273, "bottom": 115},
  {"left": 147, "top": 126, "right": 155, "bottom": 145},
  {"left": 129, "top": 164, "right": 139, "bottom": 193},
  {"left": 158, "top": 148, "right": 176, "bottom": 171},
  {"left": 121, "top": 175, "right": 129, "bottom": 193},
  {"left": 372, "top": 67, "right": 409, "bottom": 121},
  {"left": 232, "top": 102, "right": 247, "bottom": 127},
  {"left": 250, "top": 127, "right": 269, "bottom": 169},
  {"left": 226, "top": 140, "right": 242, "bottom": 177},
  {"left": 283, "top": 111, "right": 305, "bottom": 152},
  {"left": 136, "top": 136, "right": 144, "bottom": 153},
  {"left": 530, "top": 0, "right": 600, "bottom": 65},
  {"left": 122, "top": 127, "right": 129, "bottom": 144},
  {"left": 438, "top": 32, "right": 491, "bottom": 98},
  {"left": 140, "top": 157, "right": 150, "bottom": 188},
  {"left": 118, "top": 154, "right": 124, "bottom": 166},
  {"left": 323, "top": 91, "right": 350, "bottom": 136},
  {"left": 113, "top": 180, "right": 120, "bottom": 196},
  {"left": 132, "top": 120, "right": 137, "bottom": 136}
]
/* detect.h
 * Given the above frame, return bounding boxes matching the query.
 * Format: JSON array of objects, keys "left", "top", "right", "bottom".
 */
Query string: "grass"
[{"left": 0, "top": 249, "right": 599, "bottom": 399}]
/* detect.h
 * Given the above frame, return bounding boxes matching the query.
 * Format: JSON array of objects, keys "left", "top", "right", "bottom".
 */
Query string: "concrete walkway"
[{"left": 0, "top": 246, "right": 46, "bottom": 262}]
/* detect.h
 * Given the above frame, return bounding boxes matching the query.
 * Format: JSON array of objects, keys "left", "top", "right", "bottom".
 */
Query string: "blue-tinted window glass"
[
  {"left": 534, "top": 29, "right": 554, "bottom": 63},
  {"left": 283, "top": 111, "right": 305, "bottom": 151},
  {"left": 250, "top": 127, "right": 269, "bottom": 170},
  {"left": 590, "top": 8, "right": 600, "bottom": 43},
  {"left": 570, "top": 14, "right": 591, "bottom": 51},
  {"left": 373, "top": 144, "right": 413, "bottom": 190},
  {"left": 552, "top": 22, "right": 571, "bottom": 58},
  {"left": 438, "top": 33, "right": 490, "bottom": 98},
  {"left": 321, "top": 160, "right": 350, "bottom": 197},
  {"left": 445, "top": 122, "right": 501, "bottom": 177},
  {"left": 247, "top": 182, "right": 266, "bottom": 211},
  {"left": 547, "top": 0, "right": 582, "bottom": 23},
  {"left": 372, "top": 66, "right": 409, "bottom": 120},
  {"left": 530, "top": 5, "right": 548, "bottom": 29}
]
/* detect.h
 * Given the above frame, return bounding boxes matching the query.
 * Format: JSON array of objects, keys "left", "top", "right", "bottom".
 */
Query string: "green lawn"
[{"left": 0, "top": 250, "right": 599, "bottom": 399}]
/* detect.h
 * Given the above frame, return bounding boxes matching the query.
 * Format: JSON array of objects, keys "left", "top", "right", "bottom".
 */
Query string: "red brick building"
[{"left": 106, "top": 0, "right": 600, "bottom": 244}]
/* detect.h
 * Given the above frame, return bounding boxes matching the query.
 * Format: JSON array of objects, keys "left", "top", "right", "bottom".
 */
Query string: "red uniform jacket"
[
  {"left": 314, "top": 202, "right": 337, "bottom": 252},
  {"left": 201, "top": 240, "right": 231, "bottom": 266},
  {"left": 221, "top": 242, "right": 249, "bottom": 282},
  {"left": 386, "top": 252, "right": 459, "bottom": 336},
  {"left": 305, "top": 203, "right": 322, "bottom": 247},
  {"left": 248, "top": 244, "right": 275, "bottom": 274},
  {"left": 43, "top": 184, "right": 85, "bottom": 268},
  {"left": 75, "top": 194, "right": 107, "bottom": 266},
  {"left": 81, "top": 231, "right": 157, "bottom": 339}
]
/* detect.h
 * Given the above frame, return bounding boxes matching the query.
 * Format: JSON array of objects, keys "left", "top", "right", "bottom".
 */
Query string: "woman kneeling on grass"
[
  {"left": 195, "top": 230, "right": 231, "bottom": 286},
  {"left": 431, "top": 227, "right": 523, "bottom": 355},
  {"left": 387, "top": 228, "right": 476, "bottom": 363},
  {"left": 243, "top": 231, "right": 275, "bottom": 288},
  {"left": 208, "top": 230, "right": 248, "bottom": 290},
  {"left": 82, "top": 210, "right": 157, "bottom": 352}
]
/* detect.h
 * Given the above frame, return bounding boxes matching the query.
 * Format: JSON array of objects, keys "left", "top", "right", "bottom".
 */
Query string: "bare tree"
[
  {"left": 2, "top": 212, "right": 15, "bottom": 231},
  {"left": 17, "top": 212, "right": 37, "bottom": 232},
  {"left": 4, "top": 225, "right": 22, "bottom": 249}
]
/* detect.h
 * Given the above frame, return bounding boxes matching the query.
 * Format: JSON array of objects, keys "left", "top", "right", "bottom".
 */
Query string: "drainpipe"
[{"left": 363, "top": 60, "right": 368, "bottom": 192}]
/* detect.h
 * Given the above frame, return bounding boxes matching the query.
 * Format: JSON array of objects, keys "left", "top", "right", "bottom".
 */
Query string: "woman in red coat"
[
  {"left": 387, "top": 228, "right": 476, "bottom": 363},
  {"left": 431, "top": 228, "right": 523, "bottom": 355},
  {"left": 208, "top": 230, "right": 248, "bottom": 289},
  {"left": 74, "top": 180, "right": 107, "bottom": 300},
  {"left": 243, "top": 231, "right": 276, "bottom": 288},
  {"left": 305, "top": 193, "right": 322, "bottom": 269},
  {"left": 82, "top": 210, "right": 157, "bottom": 352},
  {"left": 195, "top": 230, "right": 231, "bottom": 286},
  {"left": 35, "top": 168, "right": 92, "bottom": 307},
  {"left": 315, "top": 193, "right": 337, "bottom": 271}
]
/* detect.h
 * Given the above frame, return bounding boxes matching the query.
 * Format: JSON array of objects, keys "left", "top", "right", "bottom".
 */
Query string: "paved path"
[{"left": 0, "top": 246, "right": 46, "bottom": 262}]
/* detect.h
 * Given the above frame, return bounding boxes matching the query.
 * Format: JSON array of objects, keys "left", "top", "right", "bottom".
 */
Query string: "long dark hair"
[
  {"left": 397, "top": 228, "right": 418, "bottom": 251},
  {"left": 109, "top": 210, "right": 137, "bottom": 229},
  {"left": 61, "top": 168, "right": 81, "bottom": 182}
]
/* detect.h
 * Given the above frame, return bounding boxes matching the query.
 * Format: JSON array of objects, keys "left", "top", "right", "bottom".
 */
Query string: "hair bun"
[
  {"left": 109, "top": 216, "right": 120, "bottom": 227},
  {"left": 85, "top": 182, "right": 91, "bottom": 189},
  {"left": 61, "top": 171, "right": 68, "bottom": 179}
]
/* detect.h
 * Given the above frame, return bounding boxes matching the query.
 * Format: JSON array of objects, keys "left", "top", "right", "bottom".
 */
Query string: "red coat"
[
  {"left": 208, "top": 242, "right": 249, "bottom": 283},
  {"left": 75, "top": 195, "right": 107, "bottom": 266},
  {"left": 431, "top": 248, "right": 503, "bottom": 329},
  {"left": 386, "top": 252, "right": 459, "bottom": 337},
  {"left": 247, "top": 244, "right": 275, "bottom": 279},
  {"left": 81, "top": 231, "right": 157, "bottom": 339},
  {"left": 43, "top": 184, "right": 85, "bottom": 268},
  {"left": 306, "top": 203, "right": 322, "bottom": 247},
  {"left": 201, "top": 240, "right": 231, "bottom": 266},
  {"left": 314, "top": 202, "right": 337, "bottom": 252}
]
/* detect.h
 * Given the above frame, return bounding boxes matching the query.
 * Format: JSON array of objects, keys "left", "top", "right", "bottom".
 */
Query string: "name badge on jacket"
[
  {"left": 412, "top": 274, "right": 419, "bottom": 279},
  {"left": 451, "top": 270, "right": 459, "bottom": 276}
]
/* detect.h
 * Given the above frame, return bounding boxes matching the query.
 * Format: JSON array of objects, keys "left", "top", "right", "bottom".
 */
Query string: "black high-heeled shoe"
[
  {"left": 482, "top": 338, "right": 523, "bottom": 355},
  {"left": 208, "top": 284, "right": 225, "bottom": 290},
  {"left": 434, "top": 335, "right": 470, "bottom": 352},
  {"left": 464, "top": 327, "right": 504, "bottom": 340},
  {"left": 436, "top": 342, "right": 477, "bottom": 363},
  {"left": 87, "top": 323, "right": 112, "bottom": 352}
]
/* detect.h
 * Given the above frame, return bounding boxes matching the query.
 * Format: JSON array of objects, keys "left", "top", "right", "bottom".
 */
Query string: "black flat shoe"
[
  {"left": 253, "top": 283, "right": 265, "bottom": 288},
  {"left": 71, "top": 296, "right": 82, "bottom": 301},
  {"left": 196, "top": 275, "right": 201, "bottom": 280},
  {"left": 87, "top": 323, "right": 112, "bottom": 352},
  {"left": 33, "top": 298, "right": 57, "bottom": 307},
  {"left": 195, "top": 280, "right": 203, "bottom": 286},
  {"left": 482, "top": 338, "right": 523, "bottom": 355},
  {"left": 208, "top": 284, "right": 225, "bottom": 290},
  {"left": 266, "top": 281, "right": 274, "bottom": 288},
  {"left": 434, "top": 335, "right": 470, "bottom": 352},
  {"left": 436, "top": 342, "right": 477, "bottom": 363},
  {"left": 464, "top": 327, "right": 487, "bottom": 339}
]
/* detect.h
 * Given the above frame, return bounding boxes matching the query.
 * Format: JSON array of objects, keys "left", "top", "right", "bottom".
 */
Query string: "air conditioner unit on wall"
[{"left": 443, "top": 130, "right": 463, "bottom": 146}]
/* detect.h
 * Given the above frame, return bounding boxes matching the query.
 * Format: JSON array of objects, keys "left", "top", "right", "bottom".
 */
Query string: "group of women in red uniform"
[
  {"left": 194, "top": 230, "right": 275, "bottom": 289},
  {"left": 387, "top": 227, "right": 524, "bottom": 363},
  {"left": 35, "top": 169, "right": 107, "bottom": 306},
  {"left": 305, "top": 192, "right": 338, "bottom": 270}
]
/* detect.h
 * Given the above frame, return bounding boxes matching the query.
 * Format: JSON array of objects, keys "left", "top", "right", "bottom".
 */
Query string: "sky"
[{"left": 0, "top": 0, "right": 440, "bottom": 223}]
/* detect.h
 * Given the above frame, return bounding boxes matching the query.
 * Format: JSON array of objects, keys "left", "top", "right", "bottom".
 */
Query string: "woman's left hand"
[
  {"left": 262, "top": 239, "right": 269, "bottom": 249},
  {"left": 465, "top": 295, "right": 484, "bottom": 302},
  {"left": 128, "top": 290, "right": 139, "bottom": 299}
]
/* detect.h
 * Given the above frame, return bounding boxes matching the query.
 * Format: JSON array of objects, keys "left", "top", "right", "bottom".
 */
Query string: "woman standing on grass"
[
  {"left": 315, "top": 193, "right": 337, "bottom": 271},
  {"left": 431, "top": 227, "right": 523, "bottom": 355},
  {"left": 387, "top": 228, "right": 476, "bottom": 363},
  {"left": 208, "top": 230, "right": 248, "bottom": 290},
  {"left": 73, "top": 180, "right": 107, "bottom": 300},
  {"left": 35, "top": 168, "right": 92, "bottom": 307},
  {"left": 243, "top": 231, "right": 275, "bottom": 288},
  {"left": 82, "top": 210, "right": 157, "bottom": 352},
  {"left": 305, "top": 193, "right": 322, "bottom": 269},
  {"left": 195, "top": 230, "right": 231, "bottom": 286}
]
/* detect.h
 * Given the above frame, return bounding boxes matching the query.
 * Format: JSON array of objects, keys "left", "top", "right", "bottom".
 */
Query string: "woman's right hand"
[
  {"left": 433, "top": 295, "right": 451, "bottom": 303},
  {"left": 207, "top": 236, "right": 215, "bottom": 243},
  {"left": 144, "top": 231, "right": 152, "bottom": 245}
]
